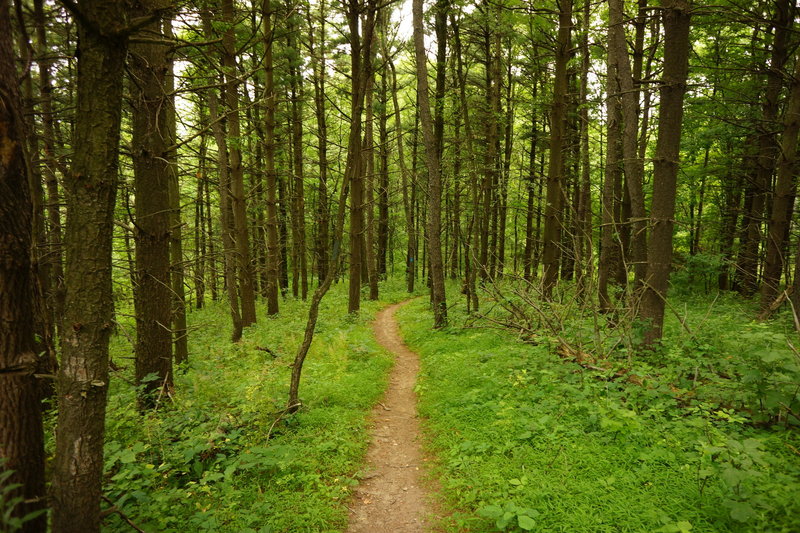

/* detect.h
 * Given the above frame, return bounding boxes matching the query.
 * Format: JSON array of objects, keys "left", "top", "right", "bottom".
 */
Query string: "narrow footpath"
[{"left": 346, "top": 300, "right": 436, "bottom": 533}]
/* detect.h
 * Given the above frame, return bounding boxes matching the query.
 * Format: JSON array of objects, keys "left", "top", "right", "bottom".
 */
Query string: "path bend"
[{"left": 346, "top": 300, "right": 436, "bottom": 533}]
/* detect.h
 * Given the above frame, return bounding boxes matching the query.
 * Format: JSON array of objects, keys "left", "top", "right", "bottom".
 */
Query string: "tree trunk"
[
  {"left": 541, "top": 0, "right": 572, "bottom": 297},
  {"left": 524, "top": 99, "right": 538, "bottom": 282},
  {"left": 377, "top": 13, "right": 390, "bottom": 279},
  {"left": 264, "top": 0, "right": 280, "bottom": 314},
  {"left": 222, "top": 0, "right": 256, "bottom": 326},
  {"left": 165, "top": 19, "right": 188, "bottom": 364},
  {"left": 760, "top": 57, "right": 800, "bottom": 312},
  {"left": 599, "top": 45, "right": 624, "bottom": 312},
  {"left": 413, "top": 0, "right": 447, "bottom": 327},
  {"left": 736, "top": 0, "right": 791, "bottom": 296},
  {"left": 202, "top": 11, "right": 242, "bottom": 340},
  {"left": 195, "top": 124, "right": 208, "bottom": 309},
  {"left": 363, "top": 48, "right": 379, "bottom": 300},
  {"left": 309, "top": 0, "right": 330, "bottom": 286},
  {"left": 0, "top": 1, "right": 46, "bottom": 527},
  {"left": 389, "top": 58, "right": 416, "bottom": 294},
  {"left": 452, "top": 14, "right": 479, "bottom": 310},
  {"left": 287, "top": 15, "right": 308, "bottom": 300},
  {"left": 480, "top": 9, "right": 501, "bottom": 281},
  {"left": 51, "top": 1, "right": 133, "bottom": 529},
  {"left": 640, "top": 0, "right": 691, "bottom": 345},
  {"left": 346, "top": 0, "right": 369, "bottom": 313},
  {"left": 130, "top": 11, "right": 173, "bottom": 407},
  {"left": 288, "top": 0, "right": 378, "bottom": 411},
  {"left": 576, "top": 0, "right": 593, "bottom": 299},
  {"left": 34, "top": 0, "right": 66, "bottom": 343},
  {"left": 609, "top": 0, "right": 648, "bottom": 288}
]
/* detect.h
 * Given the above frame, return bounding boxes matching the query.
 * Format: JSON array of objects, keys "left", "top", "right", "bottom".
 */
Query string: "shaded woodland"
[{"left": 2, "top": 0, "right": 800, "bottom": 530}]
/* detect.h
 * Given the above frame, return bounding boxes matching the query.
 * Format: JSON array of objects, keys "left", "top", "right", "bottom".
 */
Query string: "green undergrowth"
[
  {"left": 98, "top": 279, "right": 415, "bottom": 532},
  {"left": 398, "top": 290, "right": 800, "bottom": 532}
]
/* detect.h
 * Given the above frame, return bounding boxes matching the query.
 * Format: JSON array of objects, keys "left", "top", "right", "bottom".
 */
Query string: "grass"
[
  {"left": 98, "top": 278, "right": 417, "bottom": 532},
  {"left": 398, "top": 284, "right": 800, "bottom": 532}
]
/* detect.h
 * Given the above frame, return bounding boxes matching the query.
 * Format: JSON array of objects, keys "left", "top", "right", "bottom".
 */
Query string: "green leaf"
[
  {"left": 518, "top": 514, "right": 537, "bottom": 530},
  {"left": 721, "top": 467, "right": 748, "bottom": 488},
  {"left": 477, "top": 504, "right": 503, "bottom": 520},
  {"left": 728, "top": 501, "right": 756, "bottom": 522}
]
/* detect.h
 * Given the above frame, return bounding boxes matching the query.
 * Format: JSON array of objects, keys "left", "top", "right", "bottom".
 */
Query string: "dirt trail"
[{"left": 347, "top": 300, "right": 436, "bottom": 533}]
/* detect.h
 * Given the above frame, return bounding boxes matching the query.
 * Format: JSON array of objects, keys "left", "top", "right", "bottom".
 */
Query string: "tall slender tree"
[
  {"left": 130, "top": 6, "right": 174, "bottom": 408},
  {"left": 52, "top": 0, "right": 144, "bottom": 529},
  {"left": 0, "top": 1, "right": 46, "bottom": 529},
  {"left": 413, "top": 0, "right": 447, "bottom": 327},
  {"left": 541, "top": 0, "right": 573, "bottom": 297},
  {"left": 640, "top": 0, "right": 692, "bottom": 345}
]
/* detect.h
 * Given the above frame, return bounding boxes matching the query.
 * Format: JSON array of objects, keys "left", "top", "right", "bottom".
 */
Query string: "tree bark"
[
  {"left": 0, "top": 1, "right": 46, "bottom": 528},
  {"left": 52, "top": 1, "right": 134, "bottom": 529},
  {"left": 413, "top": 0, "right": 447, "bottom": 327},
  {"left": 165, "top": 18, "right": 188, "bottom": 364},
  {"left": 263, "top": 0, "right": 280, "bottom": 314},
  {"left": 599, "top": 45, "right": 624, "bottom": 312},
  {"left": 760, "top": 57, "right": 800, "bottom": 312},
  {"left": 130, "top": 9, "right": 173, "bottom": 407},
  {"left": 736, "top": 0, "right": 791, "bottom": 296},
  {"left": 640, "top": 0, "right": 691, "bottom": 345},
  {"left": 609, "top": 0, "right": 648, "bottom": 288},
  {"left": 308, "top": 0, "right": 330, "bottom": 285},
  {"left": 288, "top": 0, "right": 378, "bottom": 411},
  {"left": 287, "top": 14, "right": 308, "bottom": 300},
  {"left": 541, "top": 0, "right": 572, "bottom": 297},
  {"left": 388, "top": 58, "right": 416, "bottom": 294},
  {"left": 202, "top": 11, "right": 242, "bottom": 341},
  {"left": 345, "top": 0, "right": 376, "bottom": 313},
  {"left": 452, "top": 14, "right": 480, "bottom": 310},
  {"left": 576, "top": 0, "right": 592, "bottom": 299},
  {"left": 221, "top": 0, "right": 256, "bottom": 326},
  {"left": 363, "top": 46, "right": 379, "bottom": 300},
  {"left": 377, "top": 12, "right": 390, "bottom": 279}
]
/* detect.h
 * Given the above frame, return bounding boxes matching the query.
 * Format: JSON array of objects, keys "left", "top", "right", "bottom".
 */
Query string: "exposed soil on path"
[{"left": 347, "top": 300, "right": 438, "bottom": 533}]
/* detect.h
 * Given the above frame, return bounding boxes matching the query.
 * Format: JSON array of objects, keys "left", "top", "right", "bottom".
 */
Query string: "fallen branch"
[
  {"left": 256, "top": 346, "right": 280, "bottom": 358},
  {"left": 758, "top": 287, "right": 794, "bottom": 321},
  {"left": 101, "top": 496, "right": 146, "bottom": 533}
]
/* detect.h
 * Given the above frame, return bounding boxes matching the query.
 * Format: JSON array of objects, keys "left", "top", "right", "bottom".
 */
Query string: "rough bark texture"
[
  {"left": 413, "top": 0, "right": 447, "bottom": 327},
  {"left": 760, "top": 57, "right": 800, "bottom": 312},
  {"left": 309, "top": 1, "right": 329, "bottom": 286},
  {"left": 599, "top": 47, "right": 624, "bottom": 312},
  {"left": 389, "top": 58, "right": 415, "bottom": 294},
  {"left": 130, "top": 10, "right": 173, "bottom": 408},
  {"left": 264, "top": 0, "right": 280, "bottom": 315},
  {"left": 576, "top": 0, "right": 592, "bottom": 299},
  {"left": 609, "top": 0, "right": 648, "bottom": 288},
  {"left": 452, "top": 14, "right": 479, "bottom": 311},
  {"left": 287, "top": 17, "right": 309, "bottom": 300},
  {"left": 202, "top": 11, "right": 242, "bottom": 340},
  {"left": 541, "top": 0, "right": 572, "bottom": 297},
  {"left": 640, "top": 0, "right": 691, "bottom": 345},
  {"left": 222, "top": 0, "right": 256, "bottom": 327},
  {"left": 52, "top": 1, "right": 135, "bottom": 530},
  {"left": 363, "top": 56, "right": 379, "bottom": 301},
  {"left": 736, "top": 0, "right": 791, "bottom": 296},
  {"left": 165, "top": 19, "right": 188, "bottom": 364},
  {"left": 0, "top": 0, "right": 47, "bottom": 528},
  {"left": 377, "top": 16, "right": 390, "bottom": 279},
  {"left": 346, "top": 0, "right": 373, "bottom": 314}
]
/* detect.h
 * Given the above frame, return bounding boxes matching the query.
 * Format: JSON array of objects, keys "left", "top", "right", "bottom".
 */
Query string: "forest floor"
[{"left": 347, "top": 300, "right": 438, "bottom": 532}]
